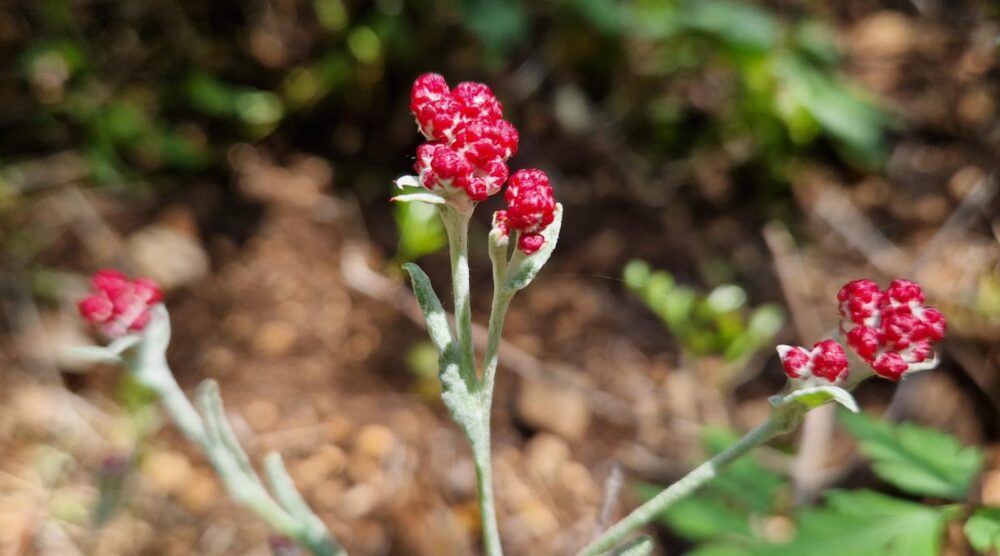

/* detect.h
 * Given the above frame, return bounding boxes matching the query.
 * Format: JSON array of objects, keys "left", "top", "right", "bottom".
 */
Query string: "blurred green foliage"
[
  {"left": 965, "top": 508, "right": 1000, "bottom": 553},
  {"left": 623, "top": 259, "right": 784, "bottom": 362},
  {"left": 6, "top": 0, "right": 887, "bottom": 193},
  {"left": 568, "top": 0, "right": 892, "bottom": 172},
  {"left": 840, "top": 409, "right": 985, "bottom": 500},
  {"left": 394, "top": 199, "right": 447, "bottom": 263},
  {"left": 641, "top": 413, "right": 986, "bottom": 555}
]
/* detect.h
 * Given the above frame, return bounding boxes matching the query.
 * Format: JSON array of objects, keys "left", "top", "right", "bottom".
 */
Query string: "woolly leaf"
[
  {"left": 770, "top": 385, "right": 858, "bottom": 414},
  {"left": 402, "top": 263, "right": 480, "bottom": 436},
  {"left": 391, "top": 192, "right": 446, "bottom": 205},
  {"left": 504, "top": 203, "right": 563, "bottom": 291},
  {"left": 839, "top": 410, "right": 984, "bottom": 500}
]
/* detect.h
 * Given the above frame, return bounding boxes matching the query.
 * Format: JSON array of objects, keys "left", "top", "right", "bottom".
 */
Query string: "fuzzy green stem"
[
  {"left": 481, "top": 291, "right": 513, "bottom": 409},
  {"left": 440, "top": 206, "right": 477, "bottom": 384},
  {"left": 472, "top": 423, "right": 503, "bottom": 556},
  {"left": 475, "top": 272, "right": 512, "bottom": 556},
  {"left": 578, "top": 419, "right": 783, "bottom": 556},
  {"left": 132, "top": 354, "right": 341, "bottom": 555}
]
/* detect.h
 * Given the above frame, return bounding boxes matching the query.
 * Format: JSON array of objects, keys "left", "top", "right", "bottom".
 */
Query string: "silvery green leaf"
[
  {"left": 402, "top": 263, "right": 481, "bottom": 436},
  {"left": 402, "top": 263, "right": 455, "bottom": 353},
  {"left": 504, "top": 203, "right": 563, "bottom": 291},
  {"left": 394, "top": 174, "right": 420, "bottom": 189},
  {"left": 392, "top": 192, "right": 446, "bottom": 205},
  {"left": 141, "top": 305, "right": 171, "bottom": 359},
  {"left": 107, "top": 334, "right": 142, "bottom": 355},
  {"left": 770, "top": 385, "right": 859, "bottom": 413},
  {"left": 63, "top": 345, "right": 122, "bottom": 365}
]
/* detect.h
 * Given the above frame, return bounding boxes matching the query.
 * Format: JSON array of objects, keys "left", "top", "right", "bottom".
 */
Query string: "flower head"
[
  {"left": 408, "top": 73, "right": 519, "bottom": 203},
  {"left": 777, "top": 339, "right": 848, "bottom": 383},
  {"left": 838, "top": 279, "right": 946, "bottom": 381},
  {"left": 494, "top": 169, "right": 557, "bottom": 254},
  {"left": 78, "top": 269, "right": 163, "bottom": 339}
]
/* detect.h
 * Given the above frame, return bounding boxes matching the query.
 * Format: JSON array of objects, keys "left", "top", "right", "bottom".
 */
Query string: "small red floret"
[
  {"left": 838, "top": 278, "right": 946, "bottom": 381},
  {"left": 408, "top": 73, "right": 518, "bottom": 202},
  {"left": 78, "top": 269, "right": 163, "bottom": 339},
  {"left": 500, "top": 169, "right": 557, "bottom": 253},
  {"left": 778, "top": 340, "right": 848, "bottom": 383}
]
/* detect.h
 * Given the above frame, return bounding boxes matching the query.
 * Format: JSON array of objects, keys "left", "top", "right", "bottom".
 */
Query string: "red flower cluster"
[
  {"left": 838, "top": 279, "right": 946, "bottom": 381},
  {"left": 78, "top": 269, "right": 163, "bottom": 338},
  {"left": 493, "top": 169, "right": 557, "bottom": 254},
  {"left": 777, "top": 339, "right": 849, "bottom": 383},
  {"left": 410, "top": 73, "right": 519, "bottom": 201}
]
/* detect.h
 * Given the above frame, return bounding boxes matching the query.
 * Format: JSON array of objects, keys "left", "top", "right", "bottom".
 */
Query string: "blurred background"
[{"left": 1, "top": 0, "right": 999, "bottom": 554}]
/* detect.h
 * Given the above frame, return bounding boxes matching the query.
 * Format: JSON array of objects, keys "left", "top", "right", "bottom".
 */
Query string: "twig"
[{"left": 593, "top": 464, "right": 624, "bottom": 540}]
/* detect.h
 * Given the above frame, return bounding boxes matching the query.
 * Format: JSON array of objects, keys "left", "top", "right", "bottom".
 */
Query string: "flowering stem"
[
  {"left": 481, "top": 290, "right": 512, "bottom": 408},
  {"left": 473, "top": 258, "right": 514, "bottom": 556},
  {"left": 471, "top": 422, "right": 503, "bottom": 556},
  {"left": 440, "top": 206, "right": 477, "bottom": 383},
  {"left": 129, "top": 336, "right": 341, "bottom": 555},
  {"left": 578, "top": 418, "right": 784, "bottom": 556}
]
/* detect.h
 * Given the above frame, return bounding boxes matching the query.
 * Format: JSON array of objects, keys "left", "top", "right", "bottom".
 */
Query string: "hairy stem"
[
  {"left": 440, "top": 207, "right": 477, "bottom": 383},
  {"left": 481, "top": 289, "right": 513, "bottom": 410},
  {"left": 578, "top": 419, "right": 782, "bottom": 556},
  {"left": 135, "top": 357, "right": 341, "bottom": 555},
  {"left": 472, "top": 423, "right": 503, "bottom": 556}
]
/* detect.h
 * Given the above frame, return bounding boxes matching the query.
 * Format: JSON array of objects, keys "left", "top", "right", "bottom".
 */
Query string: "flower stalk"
[
  {"left": 398, "top": 73, "right": 562, "bottom": 555},
  {"left": 578, "top": 418, "right": 786, "bottom": 556},
  {"left": 74, "top": 284, "right": 343, "bottom": 556}
]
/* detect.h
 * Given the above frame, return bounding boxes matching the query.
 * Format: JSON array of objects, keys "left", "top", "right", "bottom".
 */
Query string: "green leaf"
[
  {"left": 571, "top": 0, "right": 629, "bottom": 36},
  {"left": 391, "top": 192, "right": 445, "bottom": 205},
  {"left": 653, "top": 487, "right": 752, "bottom": 541},
  {"left": 702, "top": 428, "right": 785, "bottom": 514},
  {"left": 401, "top": 263, "right": 454, "bottom": 354},
  {"left": 622, "top": 259, "right": 652, "bottom": 291},
  {"left": 678, "top": 0, "right": 780, "bottom": 53},
  {"left": 638, "top": 427, "right": 787, "bottom": 544},
  {"left": 839, "top": 410, "right": 984, "bottom": 500},
  {"left": 773, "top": 490, "right": 957, "bottom": 556},
  {"left": 402, "top": 264, "right": 480, "bottom": 436},
  {"left": 504, "top": 204, "right": 563, "bottom": 291},
  {"left": 688, "top": 543, "right": 758, "bottom": 556},
  {"left": 965, "top": 507, "right": 1000, "bottom": 553},
  {"left": 456, "top": 0, "right": 528, "bottom": 56}
]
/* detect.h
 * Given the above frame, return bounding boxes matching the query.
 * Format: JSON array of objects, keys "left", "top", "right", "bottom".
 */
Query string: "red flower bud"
[
  {"left": 78, "top": 270, "right": 163, "bottom": 338},
  {"left": 838, "top": 278, "right": 946, "bottom": 381},
  {"left": 777, "top": 339, "right": 848, "bottom": 383},
  {"left": 500, "top": 169, "right": 557, "bottom": 253},
  {"left": 408, "top": 74, "right": 518, "bottom": 202}
]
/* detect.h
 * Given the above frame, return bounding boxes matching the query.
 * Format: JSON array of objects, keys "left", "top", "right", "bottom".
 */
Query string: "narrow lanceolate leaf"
[
  {"left": 839, "top": 410, "right": 984, "bottom": 500},
  {"left": 402, "top": 263, "right": 481, "bottom": 436},
  {"left": 402, "top": 263, "right": 455, "bottom": 353},
  {"left": 505, "top": 203, "right": 563, "bottom": 291},
  {"left": 771, "top": 490, "right": 957, "bottom": 556},
  {"left": 964, "top": 508, "right": 1000, "bottom": 553},
  {"left": 394, "top": 175, "right": 420, "bottom": 189},
  {"left": 391, "top": 192, "right": 446, "bottom": 205},
  {"left": 65, "top": 345, "right": 122, "bottom": 365},
  {"left": 769, "top": 385, "right": 859, "bottom": 413}
]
